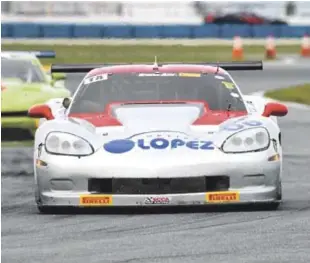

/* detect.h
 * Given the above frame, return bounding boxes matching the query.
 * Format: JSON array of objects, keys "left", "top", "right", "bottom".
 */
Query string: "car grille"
[
  {"left": 1, "top": 111, "right": 28, "bottom": 117},
  {"left": 88, "top": 176, "right": 230, "bottom": 195}
]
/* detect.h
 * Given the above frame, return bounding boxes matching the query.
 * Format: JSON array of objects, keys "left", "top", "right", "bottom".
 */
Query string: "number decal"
[
  {"left": 243, "top": 120, "right": 262, "bottom": 126},
  {"left": 223, "top": 124, "right": 244, "bottom": 131},
  {"left": 84, "top": 74, "right": 108, "bottom": 85},
  {"left": 223, "top": 120, "right": 263, "bottom": 131}
]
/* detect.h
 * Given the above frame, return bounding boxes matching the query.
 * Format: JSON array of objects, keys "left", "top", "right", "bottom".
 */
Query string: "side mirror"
[
  {"left": 62, "top": 97, "right": 71, "bottom": 109},
  {"left": 28, "top": 104, "right": 54, "bottom": 120},
  {"left": 262, "top": 102, "right": 288, "bottom": 117}
]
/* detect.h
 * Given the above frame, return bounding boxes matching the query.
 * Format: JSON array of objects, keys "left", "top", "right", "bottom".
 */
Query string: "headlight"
[
  {"left": 222, "top": 127, "right": 270, "bottom": 153},
  {"left": 45, "top": 132, "right": 94, "bottom": 156}
]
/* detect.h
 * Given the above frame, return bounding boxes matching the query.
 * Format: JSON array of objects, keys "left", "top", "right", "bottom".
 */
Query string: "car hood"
[{"left": 1, "top": 78, "right": 54, "bottom": 112}]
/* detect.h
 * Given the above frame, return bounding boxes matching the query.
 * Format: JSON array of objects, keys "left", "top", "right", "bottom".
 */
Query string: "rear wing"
[
  {"left": 1, "top": 50, "right": 56, "bottom": 58},
  {"left": 51, "top": 61, "right": 263, "bottom": 73}
]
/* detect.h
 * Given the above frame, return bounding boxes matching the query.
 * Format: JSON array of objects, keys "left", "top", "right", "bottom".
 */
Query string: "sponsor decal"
[
  {"left": 206, "top": 191, "right": 240, "bottom": 203},
  {"left": 214, "top": 75, "right": 225, "bottom": 80},
  {"left": 84, "top": 74, "right": 108, "bottom": 85},
  {"left": 222, "top": 81, "right": 235, "bottom": 90},
  {"left": 138, "top": 73, "right": 176, "bottom": 77},
  {"left": 179, "top": 73, "right": 201, "bottom": 77},
  {"left": 144, "top": 196, "right": 171, "bottom": 204},
  {"left": 79, "top": 195, "right": 112, "bottom": 206},
  {"left": 103, "top": 131, "right": 214, "bottom": 154}
]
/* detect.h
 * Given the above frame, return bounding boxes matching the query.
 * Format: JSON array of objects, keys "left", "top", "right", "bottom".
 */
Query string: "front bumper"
[
  {"left": 35, "top": 147, "right": 281, "bottom": 207},
  {"left": 38, "top": 187, "right": 280, "bottom": 207}
]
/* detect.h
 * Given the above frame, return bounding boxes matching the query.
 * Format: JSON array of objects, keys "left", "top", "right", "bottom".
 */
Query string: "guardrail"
[{"left": 2, "top": 23, "right": 310, "bottom": 38}]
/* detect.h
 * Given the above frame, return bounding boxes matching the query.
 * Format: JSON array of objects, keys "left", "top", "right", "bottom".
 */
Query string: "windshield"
[
  {"left": 1, "top": 58, "right": 46, "bottom": 83},
  {"left": 69, "top": 73, "right": 246, "bottom": 114}
]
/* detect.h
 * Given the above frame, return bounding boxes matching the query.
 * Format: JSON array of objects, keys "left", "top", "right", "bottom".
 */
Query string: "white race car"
[{"left": 28, "top": 61, "right": 288, "bottom": 213}]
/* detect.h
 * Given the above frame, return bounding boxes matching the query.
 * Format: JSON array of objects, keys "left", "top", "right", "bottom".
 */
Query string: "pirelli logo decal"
[
  {"left": 79, "top": 195, "right": 112, "bottom": 206},
  {"left": 206, "top": 191, "right": 240, "bottom": 203}
]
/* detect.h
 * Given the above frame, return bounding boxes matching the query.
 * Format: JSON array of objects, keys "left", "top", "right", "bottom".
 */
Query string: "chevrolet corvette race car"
[
  {"left": 1, "top": 51, "right": 71, "bottom": 139},
  {"left": 28, "top": 61, "right": 288, "bottom": 213}
]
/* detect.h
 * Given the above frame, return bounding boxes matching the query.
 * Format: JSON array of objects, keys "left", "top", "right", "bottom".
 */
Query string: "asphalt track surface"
[{"left": 2, "top": 59, "right": 310, "bottom": 263}]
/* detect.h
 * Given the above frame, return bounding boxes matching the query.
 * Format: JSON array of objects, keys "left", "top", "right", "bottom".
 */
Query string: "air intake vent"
[{"left": 88, "top": 176, "right": 230, "bottom": 195}]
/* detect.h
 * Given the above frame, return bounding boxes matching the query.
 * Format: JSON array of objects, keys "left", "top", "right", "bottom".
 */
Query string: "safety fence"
[{"left": 2, "top": 23, "right": 310, "bottom": 39}]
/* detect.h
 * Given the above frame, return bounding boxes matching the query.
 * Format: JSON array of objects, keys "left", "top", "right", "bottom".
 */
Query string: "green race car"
[{"left": 1, "top": 51, "right": 71, "bottom": 140}]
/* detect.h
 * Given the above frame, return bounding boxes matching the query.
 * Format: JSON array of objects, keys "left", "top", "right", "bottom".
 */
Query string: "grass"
[
  {"left": 265, "top": 83, "right": 310, "bottom": 105},
  {"left": 1, "top": 43, "right": 302, "bottom": 64}
]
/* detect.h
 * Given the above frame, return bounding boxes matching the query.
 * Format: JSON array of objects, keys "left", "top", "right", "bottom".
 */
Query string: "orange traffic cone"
[
  {"left": 232, "top": 36, "right": 243, "bottom": 60},
  {"left": 301, "top": 34, "right": 310, "bottom": 57},
  {"left": 265, "top": 35, "right": 276, "bottom": 59}
]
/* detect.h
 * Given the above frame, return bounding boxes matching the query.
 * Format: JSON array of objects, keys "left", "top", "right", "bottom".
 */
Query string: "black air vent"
[{"left": 88, "top": 176, "right": 230, "bottom": 195}]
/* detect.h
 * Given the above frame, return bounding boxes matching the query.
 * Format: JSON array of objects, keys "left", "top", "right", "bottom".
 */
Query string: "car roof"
[{"left": 86, "top": 64, "right": 229, "bottom": 78}]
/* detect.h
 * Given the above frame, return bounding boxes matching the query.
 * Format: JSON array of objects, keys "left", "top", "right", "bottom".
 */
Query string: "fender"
[
  {"left": 36, "top": 97, "right": 71, "bottom": 127},
  {"left": 243, "top": 95, "right": 278, "bottom": 124}
]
